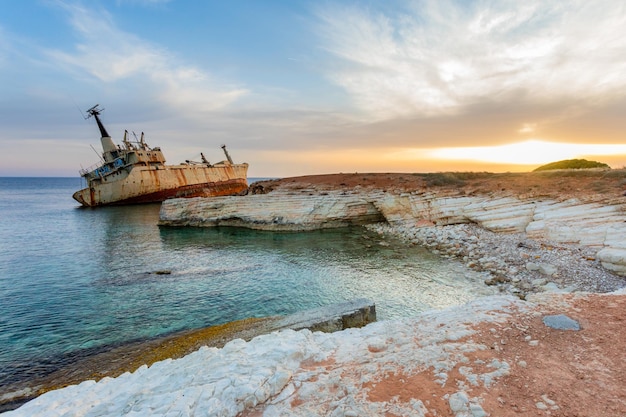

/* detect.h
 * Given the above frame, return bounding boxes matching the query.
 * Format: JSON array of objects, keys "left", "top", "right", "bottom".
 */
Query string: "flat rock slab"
[
  {"left": 271, "top": 298, "right": 376, "bottom": 333},
  {"left": 542, "top": 314, "right": 581, "bottom": 331}
]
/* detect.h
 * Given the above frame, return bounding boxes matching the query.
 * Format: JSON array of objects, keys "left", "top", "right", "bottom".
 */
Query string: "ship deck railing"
[{"left": 79, "top": 162, "right": 103, "bottom": 177}]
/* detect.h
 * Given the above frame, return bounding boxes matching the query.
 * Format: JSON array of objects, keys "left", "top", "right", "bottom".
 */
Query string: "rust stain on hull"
[{"left": 108, "top": 179, "right": 248, "bottom": 205}]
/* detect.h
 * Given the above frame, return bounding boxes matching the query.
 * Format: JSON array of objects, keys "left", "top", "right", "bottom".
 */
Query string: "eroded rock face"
[
  {"left": 159, "top": 191, "right": 385, "bottom": 231},
  {"left": 159, "top": 189, "right": 626, "bottom": 275}
]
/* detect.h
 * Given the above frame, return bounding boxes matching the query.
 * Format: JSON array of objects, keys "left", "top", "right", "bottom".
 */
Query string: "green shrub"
[{"left": 533, "top": 159, "right": 610, "bottom": 172}]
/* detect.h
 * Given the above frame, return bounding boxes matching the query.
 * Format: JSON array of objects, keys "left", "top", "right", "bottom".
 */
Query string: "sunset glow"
[
  {"left": 1, "top": 1, "right": 626, "bottom": 176},
  {"left": 426, "top": 140, "right": 626, "bottom": 165}
]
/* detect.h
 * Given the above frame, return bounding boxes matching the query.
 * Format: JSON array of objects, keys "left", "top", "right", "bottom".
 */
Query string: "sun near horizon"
[{"left": 241, "top": 139, "right": 626, "bottom": 178}]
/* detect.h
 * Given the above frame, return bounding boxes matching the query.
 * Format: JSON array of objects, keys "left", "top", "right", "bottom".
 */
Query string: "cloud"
[
  {"left": 116, "top": 0, "right": 172, "bottom": 5},
  {"left": 47, "top": 2, "right": 247, "bottom": 114},
  {"left": 316, "top": 0, "right": 626, "bottom": 121}
]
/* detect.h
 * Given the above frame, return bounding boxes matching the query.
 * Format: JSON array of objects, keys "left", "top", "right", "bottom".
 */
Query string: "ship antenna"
[
  {"left": 90, "top": 144, "right": 105, "bottom": 163},
  {"left": 85, "top": 104, "right": 110, "bottom": 138}
]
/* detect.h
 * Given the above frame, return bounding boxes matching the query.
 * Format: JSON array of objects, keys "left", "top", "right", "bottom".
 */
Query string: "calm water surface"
[{"left": 0, "top": 177, "right": 495, "bottom": 389}]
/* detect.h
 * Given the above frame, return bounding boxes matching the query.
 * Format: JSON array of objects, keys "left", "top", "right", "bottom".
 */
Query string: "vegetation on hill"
[{"left": 533, "top": 159, "right": 610, "bottom": 172}]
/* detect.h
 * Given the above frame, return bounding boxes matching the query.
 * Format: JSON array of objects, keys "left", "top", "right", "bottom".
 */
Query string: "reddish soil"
[
  {"left": 472, "top": 294, "right": 626, "bottom": 416},
  {"left": 290, "top": 294, "right": 626, "bottom": 416},
  {"left": 253, "top": 170, "right": 626, "bottom": 202}
]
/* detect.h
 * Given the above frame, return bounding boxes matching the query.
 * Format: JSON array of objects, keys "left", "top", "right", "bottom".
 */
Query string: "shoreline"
[
  {"left": 6, "top": 291, "right": 626, "bottom": 416},
  {"left": 4, "top": 171, "right": 626, "bottom": 415},
  {"left": 0, "top": 317, "right": 278, "bottom": 412},
  {"left": 369, "top": 221, "right": 625, "bottom": 297},
  {"left": 160, "top": 170, "right": 626, "bottom": 295},
  {"left": 4, "top": 217, "right": 624, "bottom": 411}
]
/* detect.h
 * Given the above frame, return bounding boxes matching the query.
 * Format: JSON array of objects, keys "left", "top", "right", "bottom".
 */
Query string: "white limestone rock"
[
  {"left": 597, "top": 248, "right": 626, "bottom": 275},
  {"left": 159, "top": 189, "right": 626, "bottom": 275},
  {"left": 159, "top": 192, "right": 384, "bottom": 231}
]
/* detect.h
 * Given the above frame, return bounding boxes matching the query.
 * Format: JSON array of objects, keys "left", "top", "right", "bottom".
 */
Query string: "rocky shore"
[
  {"left": 7, "top": 292, "right": 626, "bottom": 416},
  {"left": 368, "top": 222, "right": 624, "bottom": 298},
  {"left": 5, "top": 171, "right": 626, "bottom": 416},
  {"left": 161, "top": 171, "right": 626, "bottom": 299}
]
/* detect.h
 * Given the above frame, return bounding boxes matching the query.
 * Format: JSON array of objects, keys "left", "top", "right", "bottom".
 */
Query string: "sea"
[{"left": 0, "top": 177, "right": 496, "bottom": 401}]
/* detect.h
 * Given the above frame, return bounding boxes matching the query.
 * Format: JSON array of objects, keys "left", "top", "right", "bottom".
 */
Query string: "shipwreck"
[{"left": 72, "top": 105, "right": 248, "bottom": 207}]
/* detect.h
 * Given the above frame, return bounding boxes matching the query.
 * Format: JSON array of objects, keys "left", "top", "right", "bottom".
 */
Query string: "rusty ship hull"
[
  {"left": 73, "top": 163, "right": 248, "bottom": 207},
  {"left": 73, "top": 105, "right": 248, "bottom": 207}
]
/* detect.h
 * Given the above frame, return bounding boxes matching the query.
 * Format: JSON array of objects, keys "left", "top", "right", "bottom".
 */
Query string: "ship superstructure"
[{"left": 72, "top": 105, "right": 248, "bottom": 207}]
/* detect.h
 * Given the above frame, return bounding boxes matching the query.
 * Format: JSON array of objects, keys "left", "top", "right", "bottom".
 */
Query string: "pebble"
[{"left": 367, "top": 222, "right": 626, "bottom": 295}]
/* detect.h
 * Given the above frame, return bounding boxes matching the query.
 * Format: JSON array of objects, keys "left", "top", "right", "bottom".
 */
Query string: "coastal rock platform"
[
  {"left": 160, "top": 171, "right": 626, "bottom": 287},
  {"left": 0, "top": 300, "right": 376, "bottom": 412},
  {"left": 6, "top": 291, "right": 625, "bottom": 416}
]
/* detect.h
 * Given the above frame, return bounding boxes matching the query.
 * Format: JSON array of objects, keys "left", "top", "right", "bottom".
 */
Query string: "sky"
[{"left": 1, "top": 0, "right": 626, "bottom": 177}]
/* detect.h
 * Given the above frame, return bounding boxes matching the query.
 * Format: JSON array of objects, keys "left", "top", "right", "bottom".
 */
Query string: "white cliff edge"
[{"left": 159, "top": 190, "right": 626, "bottom": 275}]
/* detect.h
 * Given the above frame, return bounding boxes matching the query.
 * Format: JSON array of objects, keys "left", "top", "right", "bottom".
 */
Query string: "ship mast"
[
  {"left": 221, "top": 144, "right": 234, "bottom": 164},
  {"left": 86, "top": 104, "right": 117, "bottom": 163},
  {"left": 87, "top": 105, "right": 110, "bottom": 137}
]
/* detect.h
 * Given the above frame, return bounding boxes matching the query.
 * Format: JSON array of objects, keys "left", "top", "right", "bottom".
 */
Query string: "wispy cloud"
[
  {"left": 316, "top": 0, "right": 626, "bottom": 121},
  {"left": 115, "top": 0, "right": 172, "bottom": 5},
  {"left": 47, "top": 2, "right": 247, "bottom": 114}
]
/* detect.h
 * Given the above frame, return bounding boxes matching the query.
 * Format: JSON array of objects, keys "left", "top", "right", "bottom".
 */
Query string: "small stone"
[
  {"left": 538, "top": 263, "right": 558, "bottom": 276},
  {"left": 469, "top": 403, "right": 488, "bottom": 417},
  {"left": 529, "top": 340, "right": 539, "bottom": 346},
  {"left": 542, "top": 282, "right": 562, "bottom": 293},
  {"left": 535, "top": 402, "right": 548, "bottom": 410},
  {"left": 543, "top": 314, "right": 581, "bottom": 331},
  {"left": 449, "top": 391, "right": 469, "bottom": 413},
  {"left": 526, "top": 262, "right": 540, "bottom": 271},
  {"left": 517, "top": 360, "right": 527, "bottom": 368},
  {"left": 532, "top": 278, "right": 547, "bottom": 287},
  {"left": 541, "top": 394, "right": 557, "bottom": 406}
]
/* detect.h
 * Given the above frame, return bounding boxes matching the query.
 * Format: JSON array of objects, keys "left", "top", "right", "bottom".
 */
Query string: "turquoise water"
[{"left": 0, "top": 177, "right": 494, "bottom": 390}]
